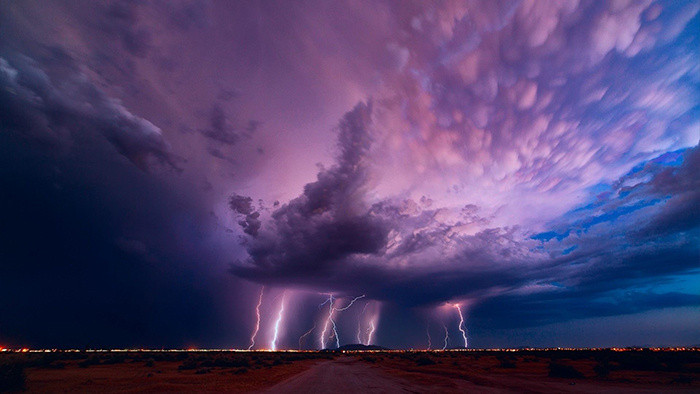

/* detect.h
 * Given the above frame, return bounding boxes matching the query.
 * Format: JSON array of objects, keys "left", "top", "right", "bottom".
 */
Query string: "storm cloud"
[{"left": 1, "top": 0, "right": 698, "bottom": 349}]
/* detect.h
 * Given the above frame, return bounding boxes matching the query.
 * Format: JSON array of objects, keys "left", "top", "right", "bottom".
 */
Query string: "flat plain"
[{"left": 2, "top": 349, "right": 699, "bottom": 393}]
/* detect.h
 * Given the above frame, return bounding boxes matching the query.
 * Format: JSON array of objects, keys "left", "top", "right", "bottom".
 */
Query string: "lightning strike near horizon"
[
  {"left": 319, "top": 294, "right": 336, "bottom": 349},
  {"left": 426, "top": 322, "right": 431, "bottom": 350},
  {"left": 442, "top": 324, "right": 449, "bottom": 350},
  {"left": 247, "top": 286, "right": 264, "bottom": 350},
  {"left": 366, "top": 320, "right": 376, "bottom": 345},
  {"left": 331, "top": 313, "right": 340, "bottom": 348},
  {"left": 454, "top": 304, "right": 468, "bottom": 348},
  {"left": 356, "top": 302, "right": 369, "bottom": 344},
  {"left": 298, "top": 323, "right": 316, "bottom": 350},
  {"left": 270, "top": 292, "right": 286, "bottom": 351}
]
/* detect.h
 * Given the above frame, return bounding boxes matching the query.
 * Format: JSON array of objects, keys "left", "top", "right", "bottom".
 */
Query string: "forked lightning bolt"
[
  {"left": 334, "top": 295, "right": 366, "bottom": 311},
  {"left": 319, "top": 294, "right": 335, "bottom": 349},
  {"left": 298, "top": 323, "right": 316, "bottom": 350}
]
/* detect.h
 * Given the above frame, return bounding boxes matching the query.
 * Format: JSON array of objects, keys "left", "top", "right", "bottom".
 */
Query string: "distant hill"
[{"left": 334, "top": 344, "right": 389, "bottom": 351}]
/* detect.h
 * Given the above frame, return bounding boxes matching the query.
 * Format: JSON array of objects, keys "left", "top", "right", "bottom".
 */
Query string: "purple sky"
[{"left": 0, "top": 0, "right": 698, "bottom": 349}]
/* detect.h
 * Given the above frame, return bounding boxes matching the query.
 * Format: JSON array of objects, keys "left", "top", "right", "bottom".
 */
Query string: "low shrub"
[
  {"left": 548, "top": 362, "right": 584, "bottom": 379},
  {"left": 0, "top": 364, "right": 26, "bottom": 392},
  {"left": 415, "top": 355, "right": 436, "bottom": 366}
]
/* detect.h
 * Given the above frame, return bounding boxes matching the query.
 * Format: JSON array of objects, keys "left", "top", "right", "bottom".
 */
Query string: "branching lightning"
[
  {"left": 442, "top": 324, "right": 449, "bottom": 350},
  {"left": 298, "top": 323, "right": 316, "bottom": 350},
  {"left": 319, "top": 294, "right": 335, "bottom": 349},
  {"left": 330, "top": 311, "right": 340, "bottom": 348},
  {"left": 270, "top": 292, "right": 286, "bottom": 351},
  {"left": 248, "top": 286, "right": 264, "bottom": 350},
  {"left": 333, "top": 295, "right": 366, "bottom": 311},
  {"left": 318, "top": 294, "right": 365, "bottom": 349}
]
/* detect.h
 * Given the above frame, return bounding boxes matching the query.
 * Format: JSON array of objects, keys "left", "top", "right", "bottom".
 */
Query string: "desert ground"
[{"left": 1, "top": 349, "right": 699, "bottom": 393}]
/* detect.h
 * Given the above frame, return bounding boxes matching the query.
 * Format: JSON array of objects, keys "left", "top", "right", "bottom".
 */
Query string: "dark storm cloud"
[
  {"left": 0, "top": 47, "right": 244, "bottom": 348},
  {"left": 231, "top": 102, "right": 390, "bottom": 277},
  {"left": 0, "top": 53, "right": 177, "bottom": 171},
  {"left": 154, "top": 0, "right": 209, "bottom": 31},
  {"left": 0, "top": 120, "right": 229, "bottom": 348},
  {"left": 230, "top": 100, "right": 699, "bottom": 328},
  {"left": 201, "top": 105, "right": 240, "bottom": 145},
  {"left": 102, "top": 1, "right": 152, "bottom": 57},
  {"left": 229, "top": 194, "right": 262, "bottom": 236},
  {"left": 199, "top": 105, "right": 258, "bottom": 147},
  {"left": 473, "top": 291, "right": 700, "bottom": 330},
  {"left": 1, "top": 0, "right": 698, "bottom": 349}
]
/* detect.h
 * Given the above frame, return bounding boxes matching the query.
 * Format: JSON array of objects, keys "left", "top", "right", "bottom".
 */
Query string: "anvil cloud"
[{"left": 0, "top": 0, "right": 698, "bottom": 349}]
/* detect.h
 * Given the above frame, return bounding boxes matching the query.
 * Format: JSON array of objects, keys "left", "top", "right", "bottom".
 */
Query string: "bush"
[
  {"left": 415, "top": 355, "right": 436, "bottom": 366},
  {"left": 101, "top": 355, "right": 126, "bottom": 365},
  {"left": 205, "top": 356, "right": 250, "bottom": 368},
  {"left": 0, "top": 364, "right": 26, "bottom": 392},
  {"left": 672, "top": 375, "right": 694, "bottom": 384},
  {"left": 78, "top": 357, "right": 100, "bottom": 368},
  {"left": 615, "top": 353, "right": 664, "bottom": 371},
  {"left": 594, "top": 360, "right": 610, "bottom": 377},
  {"left": 46, "top": 361, "right": 66, "bottom": 369},
  {"left": 499, "top": 360, "right": 516, "bottom": 369},
  {"left": 548, "top": 362, "right": 584, "bottom": 379},
  {"left": 178, "top": 359, "right": 199, "bottom": 371}
]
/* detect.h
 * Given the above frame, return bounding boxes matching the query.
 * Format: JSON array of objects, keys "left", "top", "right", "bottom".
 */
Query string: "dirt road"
[
  {"left": 261, "top": 356, "right": 427, "bottom": 393},
  {"left": 261, "top": 356, "right": 698, "bottom": 394}
]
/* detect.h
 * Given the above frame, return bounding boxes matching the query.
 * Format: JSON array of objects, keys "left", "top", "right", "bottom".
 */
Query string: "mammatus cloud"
[
  {"left": 231, "top": 101, "right": 698, "bottom": 327},
  {"left": 230, "top": 0, "right": 699, "bottom": 328}
]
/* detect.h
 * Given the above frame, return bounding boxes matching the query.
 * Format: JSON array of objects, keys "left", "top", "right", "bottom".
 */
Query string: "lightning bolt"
[
  {"left": 454, "top": 304, "right": 468, "bottom": 348},
  {"left": 270, "top": 292, "right": 286, "bottom": 351},
  {"left": 356, "top": 302, "right": 369, "bottom": 344},
  {"left": 442, "top": 324, "right": 449, "bottom": 350},
  {"left": 366, "top": 320, "right": 376, "bottom": 345},
  {"left": 298, "top": 323, "right": 316, "bottom": 350},
  {"left": 333, "top": 295, "right": 366, "bottom": 311},
  {"left": 319, "top": 294, "right": 366, "bottom": 349},
  {"left": 319, "top": 294, "right": 335, "bottom": 349},
  {"left": 248, "top": 286, "right": 264, "bottom": 350},
  {"left": 426, "top": 322, "right": 432, "bottom": 350},
  {"left": 331, "top": 311, "right": 340, "bottom": 348}
]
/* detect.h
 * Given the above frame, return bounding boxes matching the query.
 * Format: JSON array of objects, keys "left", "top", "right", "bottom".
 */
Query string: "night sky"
[{"left": 0, "top": 0, "right": 698, "bottom": 350}]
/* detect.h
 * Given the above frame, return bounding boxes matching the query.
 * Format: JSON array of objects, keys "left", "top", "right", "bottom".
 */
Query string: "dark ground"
[{"left": 1, "top": 349, "right": 698, "bottom": 393}]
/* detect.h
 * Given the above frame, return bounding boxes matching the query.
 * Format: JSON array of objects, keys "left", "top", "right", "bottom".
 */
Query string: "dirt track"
[
  {"left": 262, "top": 355, "right": 700, "bottom": 394},
  {"left": 261, "top": 356, "right": 423, "bottom": 393}
]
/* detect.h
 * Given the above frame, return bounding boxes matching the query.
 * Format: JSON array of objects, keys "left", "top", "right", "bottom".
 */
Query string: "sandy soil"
[
  {"left": 261, "top": 356, "right": 423, "bottom": 393},
  {"left": 359, "top": 352, "right": 700, "bottom": 393},
  {"left": 264, "top": 354, "right": 700, "bottom": 393},
  {"left": 7, "top": 350, "right": 699, "bottom": 393},
  {"left": 24, "top": 358, "right": 321, "bottom": 393}
]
